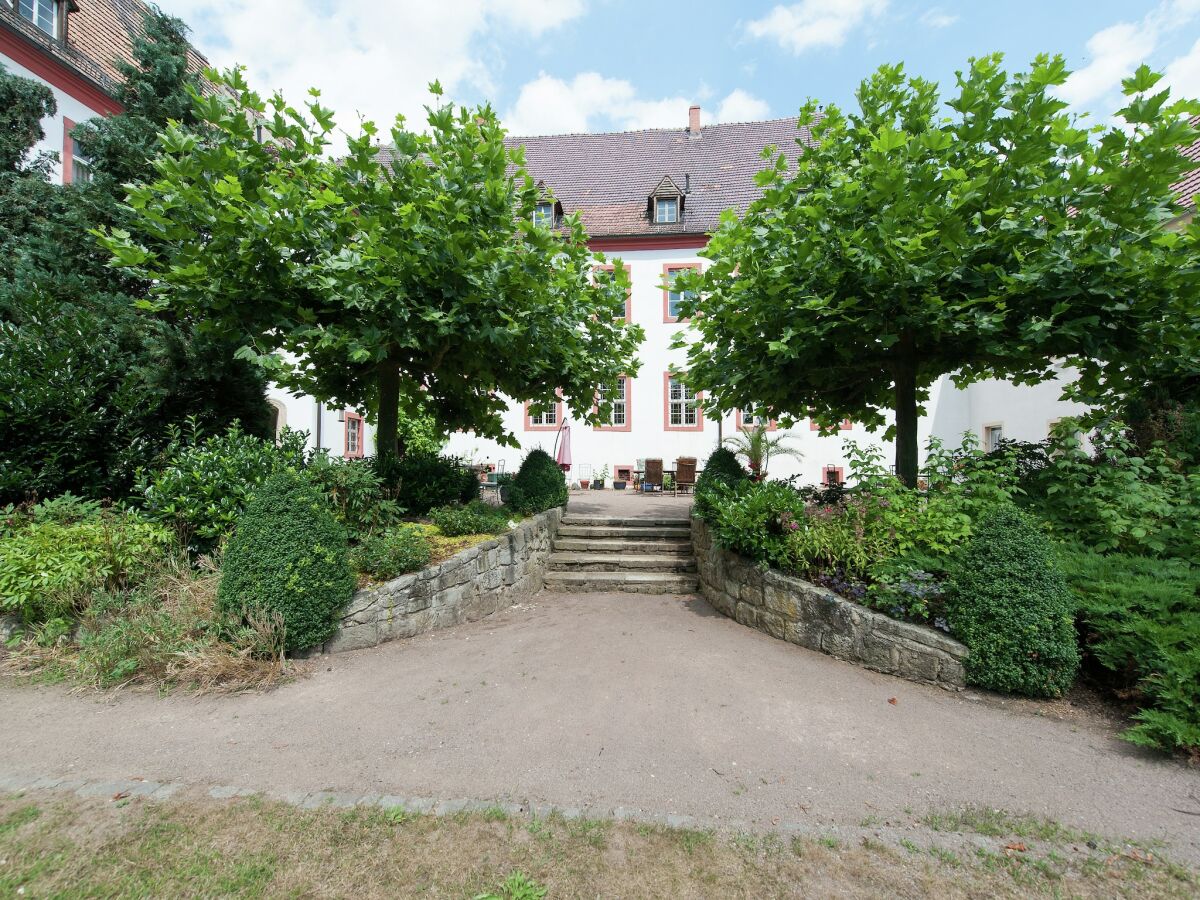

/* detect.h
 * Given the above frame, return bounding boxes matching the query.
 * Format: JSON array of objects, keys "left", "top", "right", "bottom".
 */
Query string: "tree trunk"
[
  {"left": 375, "top": 358, "right": 401, "bottom": 460},
  {"left": 893, "top": 333, "right": 919, "bottom": 488}
]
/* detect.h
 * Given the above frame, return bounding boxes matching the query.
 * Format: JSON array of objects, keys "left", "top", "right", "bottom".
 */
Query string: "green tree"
[
  {"left": 103, "top": 70, "right": 643, "bottom": 457},
  {"left": 673, "top": 55, "right": 1200, "bottom": 485},
  {"left": 0, "top": 12, "right": 270, "bottom": 502}
]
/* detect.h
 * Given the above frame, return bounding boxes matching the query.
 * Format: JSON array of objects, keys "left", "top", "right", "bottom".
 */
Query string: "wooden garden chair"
[
  {"left": 643, "top": 458, "right": 664, "bottom": 492},
  {"left": 674, "top": 457, "right": 697, "bottom": 496}
]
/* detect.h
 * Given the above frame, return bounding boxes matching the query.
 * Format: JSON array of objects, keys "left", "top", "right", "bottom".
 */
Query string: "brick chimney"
[{"left": 688, "top": 105, "right": 701, "bottom": 136}]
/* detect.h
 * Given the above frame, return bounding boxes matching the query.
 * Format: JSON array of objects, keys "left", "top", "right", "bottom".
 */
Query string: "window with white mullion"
[
  {"left": 529, "top": 405, "right": 558, "bottom": 427},
  {"left": 599, "top": 377, "right": 626, "bottom": 427},
  {"left": 655, "top": 197, "right": 678, "bottom": 224},
  {"left": 669, "top": 377, "right": 697, "bottom": 426},
  {"left": 19, "top": 0, "right": 58, "bottom": 37},
  {"left": 742, "top": 406, "right": 769, "bottom": 427}
]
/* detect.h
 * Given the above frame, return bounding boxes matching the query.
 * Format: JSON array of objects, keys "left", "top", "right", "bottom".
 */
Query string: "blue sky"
[{"left": 158, "top": 1, "right": 1200, "bottom": 138}]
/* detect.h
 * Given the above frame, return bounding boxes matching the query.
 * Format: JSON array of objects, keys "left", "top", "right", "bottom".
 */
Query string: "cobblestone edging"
[
  {"left": 313, "top": 507, "right": 563, "bottom": 654},
  {"left": 691, "top": 516, "right": 968, "bottom": 690}
]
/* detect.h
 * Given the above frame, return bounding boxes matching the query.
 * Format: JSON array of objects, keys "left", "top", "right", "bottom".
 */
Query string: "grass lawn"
[{"left": 1, "top": 792, "right": 1195, "bottom": 898}]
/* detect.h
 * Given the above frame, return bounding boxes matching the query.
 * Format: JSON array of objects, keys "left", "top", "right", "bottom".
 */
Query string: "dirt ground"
[{"left": 3, "top": 586, "right": 1199, "bottom": 868}]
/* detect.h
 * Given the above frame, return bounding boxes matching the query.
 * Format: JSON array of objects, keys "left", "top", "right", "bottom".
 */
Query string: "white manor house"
[{"left": 10, "top": 1, "right": 1193, "bottom": 484}]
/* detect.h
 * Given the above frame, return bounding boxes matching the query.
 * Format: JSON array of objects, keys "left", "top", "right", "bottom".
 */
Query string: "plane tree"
[
  {"left": 103, "top": 70, "right": 642, "bottom": 457},
  {"left": 673, "top": 56, "right": 1200, "bottom": 485}
]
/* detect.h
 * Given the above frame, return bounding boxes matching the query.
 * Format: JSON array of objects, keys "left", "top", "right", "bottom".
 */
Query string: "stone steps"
[
  {"left": 557, "top": 524, "right": 692, "bottom": 540},
  {"left": 547, "top": 552, "right": 697, "bottom": 573},
  {"left": 551, "top": 537, "right": 693, "bottom": 555},
  {"left": 545, "top": 516, "right": 698, "bottom": 595},
  {"left": 542, "top": 570, "right": 700, "bottom": 594}
]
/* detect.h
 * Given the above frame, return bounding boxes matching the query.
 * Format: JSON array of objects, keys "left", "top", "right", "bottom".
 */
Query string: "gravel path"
[{"left": 3, "top": 590, "right": 1199, "bottom": 863}]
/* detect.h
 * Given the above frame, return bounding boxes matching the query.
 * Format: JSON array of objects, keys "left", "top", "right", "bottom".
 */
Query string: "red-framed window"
[
  {"left": 662, "top": 262, "right": 701, "bottom": 323},
  {"left": 524, "top": 395, "right": 563, "bottom": 431},
  {"left": 822, "top": 466, "right": 844, "bottom": 486},
  {"left": 344, "top": 412, "right": 364, "bottom": 458},
  {"left": 810, "top": 418, "right": 853, "bottom": 431},
  {"left": 737, "top": 407, "right": 777, "bottom": 431},
  {"left": 594, "top": 263, "right": 632, "bottom": 323},
  {"left": 594, "top": 375, "right": 631, "bottom": 432},
  {"left": 664, "top": 372, "right": 703, "bottom": 431}
]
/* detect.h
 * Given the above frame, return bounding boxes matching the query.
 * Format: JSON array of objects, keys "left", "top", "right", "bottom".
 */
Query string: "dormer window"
[
  {"left": 534, "top": 201, "right": 555, "bottom": 227},
  {"left": 647, "top": 175, "right": 684, "bottom": 226},
  {"left": 17, "top": 0, "right": 60, "bottom": 38}
]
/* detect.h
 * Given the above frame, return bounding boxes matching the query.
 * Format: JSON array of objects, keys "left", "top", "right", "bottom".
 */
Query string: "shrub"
[
  {"left": 1061, "top": 548, "right": 1200, "bottom": 756},
  {"left": 304, "top": 453, "right": 400, "bottom": 534},
  {"left": 138, "top": 422, "right": 307, "bottom": 552},
  {"left": 947, "top": 504, "right": 1080, "bottom": 698},
  {"left": 218, "top": 471, "right": 355, "bottom": 652},
  {"left": 4, "top": 554, "right": 287, "bottom": 690},
  {"left": 384, "top": 453, "right": 479, "bottom": 515},
  {"left": 707, "top": 480, "right": 806, "bottom": 570},
  {"left": 0, "top": 508, "right": 173, "bottom": 623},
  {"left": 1024, "top": 422, "right": 1200, "bottom": 559},
  {"left": 429, "top": 501, "right": 511, "bottom": 537},
  {"left": 506, "top": 449, "right": 567, "bottom": 515},
  {"left": 697, "top": 447, "right": 749, "bottom": 494},
  {"left": 351, "top": 524, "right": 433, "bottom": 581}
]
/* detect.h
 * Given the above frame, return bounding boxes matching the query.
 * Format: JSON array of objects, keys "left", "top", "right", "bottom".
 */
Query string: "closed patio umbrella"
[{"left": 554, "top": 423, "right": 572, "bottom": 472}]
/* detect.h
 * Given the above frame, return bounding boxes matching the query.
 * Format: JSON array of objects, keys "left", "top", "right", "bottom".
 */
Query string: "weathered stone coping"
[
  {"left": 310, "top": 506, "right": 563, "bottom": 655},
  {"left": 691, "top": 515, "right": 967, "bottom": 690}
]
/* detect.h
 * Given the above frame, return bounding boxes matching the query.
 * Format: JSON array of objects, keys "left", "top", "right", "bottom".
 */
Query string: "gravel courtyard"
[{"left": 3, "top": 580, "right": 1199, "bottom": 864}]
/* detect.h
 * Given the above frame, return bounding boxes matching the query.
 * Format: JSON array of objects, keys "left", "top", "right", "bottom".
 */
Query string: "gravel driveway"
[{"left": 3, "top": 589, "right": 1199, "bottom": 863}]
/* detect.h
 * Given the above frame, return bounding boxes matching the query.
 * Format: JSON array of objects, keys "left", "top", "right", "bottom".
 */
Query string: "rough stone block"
[{"left": 322, "top": 622, "right": 380, "bottom": 653}]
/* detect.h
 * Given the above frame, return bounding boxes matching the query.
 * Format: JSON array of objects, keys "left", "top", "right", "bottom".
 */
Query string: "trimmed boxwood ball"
[
  {"left": 507, "top": 448, "right": 568, "bottom": 515},
  {"left": 697, "top": 447, "right": 750, "bottom": 492},
  {"left": 948, "top": 503, "right": 1080, "bottom": 698},
  {"left": 218, "top": 471, "right": 356, "bottom": 652}
]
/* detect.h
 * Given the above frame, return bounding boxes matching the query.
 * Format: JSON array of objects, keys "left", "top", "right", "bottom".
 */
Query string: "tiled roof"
[
  {"left": 1171, "top": 116, "right": 1200, "bottom": 212},
  {"left": 0, "top": 0, "right": 207, "bottom": 99},
  {"left": 378, "top": 116, "right": 815, "bottom": 238}
]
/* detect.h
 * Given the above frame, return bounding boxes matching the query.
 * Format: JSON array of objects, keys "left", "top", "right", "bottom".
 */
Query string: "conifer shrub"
[
  {"left": 506, "top": 449, "right": 567, "bottom": 515},
  {"left": 697, "top": 447, "right": 750, "bottom": 493},
  {"left": 218, "top": 471, "right": 355, "bottom": 652},
  {"left": 947, "top": 504, "right": 1080, "bottom": 697}
]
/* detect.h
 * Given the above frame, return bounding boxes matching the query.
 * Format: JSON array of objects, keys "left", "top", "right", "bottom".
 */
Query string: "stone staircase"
[{"left": 543, "top": 515, "right": 699, "bottom": 594}]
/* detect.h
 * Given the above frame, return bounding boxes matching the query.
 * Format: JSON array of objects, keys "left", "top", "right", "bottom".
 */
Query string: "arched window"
[{"left": 267, "top": 399, "right": 287, "bottom": 443}]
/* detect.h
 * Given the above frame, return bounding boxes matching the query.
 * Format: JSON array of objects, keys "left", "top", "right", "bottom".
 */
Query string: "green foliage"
[
  {"left": 102, "top": 69, "right": 643, "bottom": 457},
  {"left": 137, "top": 423, "right": 307, "bottom": 552},
  {"left": 384, "top": 453, "right": 478, "bottom": 516},
  {"left": 1061, "top": 549, "right": 1200, "bottom": 755},
  {"left": 218, "top": 472, "right": 355, "bottom": 652},
  {"left": 506, "top": 449, "right": 568, "bottom": 515},
  {"left": 351, "top": 525, "right": 433, "bottom": 581},
  {"left": 671, "top": 55, "right": 1200, "bottom": 483},
  {"left": 706, "top": 480, "right": 806, "bottom": 570},
  {"left": 0, "top": 18, "right": 269, "bottom": 505},
  {"left": 1024, "top": 421, "right": 1200, "bottom": 558},
  {"left": 0, "top": 508, "right": 172, "bottom": 623},
  {"left": 303, "top": 453, "right": 400, "bottom": 534},
  {"left": 722, "top": 424, "right": 800, "bottom": 480},
  {"left": 948, "top": 505, "right": 1080, "bottom": 697},
  {"left": 694, "top": 447, "right": 751, "bottom": 521},
  {"left": 429, "top": 501, "right": 511, "bottom": 537}
]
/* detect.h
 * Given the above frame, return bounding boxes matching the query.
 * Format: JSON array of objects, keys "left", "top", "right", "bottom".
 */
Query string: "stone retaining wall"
[
  {"left": 691, "top": 516, "right": 967, "bottom": 690},
  {"left": 315, "top": 507, "right": 563, "bottom": 654}
]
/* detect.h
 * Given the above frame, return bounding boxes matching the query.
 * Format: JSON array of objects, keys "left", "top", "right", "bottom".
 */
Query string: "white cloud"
[
  {"left": 716, "top": 89, "right": 771, "bottom": 122},
  {"left": 157, "top": 1, "right": 588, "bottom": 139},
  {"left": 1163, "top": 37, "right": 1200, "bottom": 98},
  {"left": 744, "top": 0, "right": 887, "bottom": 55},
  {"left": 1059, "top": 0, "right": 1200, "bottom": 110},
  {"left": 502, "top": 74, "right": 770, "bottom": 134},
  {"left": 919, "top": 8, "right": 958, "bottom": 28}
]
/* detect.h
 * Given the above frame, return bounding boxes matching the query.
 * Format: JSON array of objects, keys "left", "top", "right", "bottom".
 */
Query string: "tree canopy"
[
  {"left": 0, "top": 11, "right": 270, "bottom": 503},
  {"left": 103, "top": 71, "right": 644, "bottom": 457},
  {"left": 673, "top": 54, "right": 1200, "bottom": 485}
]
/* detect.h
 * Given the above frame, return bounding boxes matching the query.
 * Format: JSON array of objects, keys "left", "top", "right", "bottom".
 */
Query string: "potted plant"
[
  {"left": 613, "top": 471, "right": 628, "bottom": 490},
  {"left": 592, "top": 465, "right": 608, "bottom": 490}
]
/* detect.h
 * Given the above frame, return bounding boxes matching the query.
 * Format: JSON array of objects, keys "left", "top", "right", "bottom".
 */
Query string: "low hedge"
[
  {"left": 218, "top": 471, "right": 356, "bottom": 652},
  {"left": 351, "top": 524, "right": 433, "bottom": 581},
  {"left": 429, "top": 501, "right": 510, "bottom": 537}
]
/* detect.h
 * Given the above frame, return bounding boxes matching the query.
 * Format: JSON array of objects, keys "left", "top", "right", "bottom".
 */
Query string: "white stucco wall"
[
  {"left": 0, "top": 50, "right": 105, "bottom": 184},
  {"left": 267, "top": 385, "right": 375, "bottom": 459}
]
